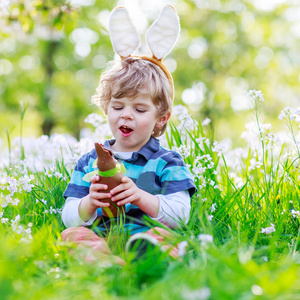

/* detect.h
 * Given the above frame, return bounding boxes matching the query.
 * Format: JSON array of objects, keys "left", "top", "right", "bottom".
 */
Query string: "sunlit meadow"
[{"left": 1, "top": 91, "right": 300, "bottom": 299}]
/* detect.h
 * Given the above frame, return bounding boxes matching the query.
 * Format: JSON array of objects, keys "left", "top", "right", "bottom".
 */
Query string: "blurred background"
[{"left": 1, "top": 0, "right": 300, "bottom": 147}]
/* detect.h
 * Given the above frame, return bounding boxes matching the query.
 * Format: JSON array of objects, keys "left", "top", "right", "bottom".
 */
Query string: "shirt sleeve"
[
  {"left": 149, "top": 190, "right": 191, "bottom": 228},
  {"left": 61, "top": 197, "right": 98, "bottom": 228},
  {"left": 159, "top": 151, "right": 196, "bottom": 197},
  {"left": 63, "top": 151, "right": 95, "bottom": 199}
]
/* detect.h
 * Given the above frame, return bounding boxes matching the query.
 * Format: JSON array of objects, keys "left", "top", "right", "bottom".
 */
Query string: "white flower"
[
  {"left": 1, "top": 217, "right": 9, "bottom": 224},
  {"left": 84, "top": 113, "right": 104, "bottom": 128},
  {"left": 278, "top": 112, "right": 285, "bottom": 120},
  {"left": 198, "top": 234, "right": 213, "bottom": 246},
  {"left": 212, "top": 141, "right": 226, "bottom": 157},
  {"left": 12, "top": 214, "right": 20, "bottom": 223},
  {"left": 173, "top": 105, "right": 189, "bottom": 117},
  {"left": 182, "top": 287, "right": 211, "bottom": 300},
  {"left": 172, "top": 145, "right": 191, "bottom": 158},
  {"left": 17, "top": 225, "right": 24, "bottom": 234},
  {"left": 202, "top": 118, "right": 211, "bottom": 126},
  {"left": 278, "top": 106, "right": 300, "bottom": 122},
  {"left": 1, "top": 202, "right": 8, "bottom": 208},
  {"left": 248, "top": 89, "right": 264, "bottom": 102},
  {"left": 195, "top": 138, "right": 208, "bottom": 151},
  {"left": 264, "top": 133, "right": 280, "bottom": 147},
  {"left": 261, "top": 223, "right": 275, "bottom": 234},
  {"left": 192, "top": 165, "right": 206, "bottom": 178},
  {"left": 178, "top": 241, "right": 188, "bottom": 256},
  {"left": 251, "top": 285, "right": 263, "bottom": 296},
  {"left": 49, "top": 206, "right": 57, "bottom": 214},
  {"left": 54, "top": 172, "right": 63, "bottom": 178},
  {"left": 207, "top": 215, "right": 213, "bottom": 221},
  {"left": 24, "top": 227, "right": 32, "bottom": 234},
  {"left": 291, "top": 210, "right": 300, "bottom": 218},
  {"left": 210, "top": 203, "right": 217, "bottom": 213},
  {"left": 249, "top": 159, "right": 263, "bottom": 171},
  {"left": 18, "top": 175, "right": 34, "bottom": 192},
  {"left": 41, "top": 198, "right": 47, "bottom": 205},
  {"left": 207, "top": 162, "right": 214, "bottom": 169},
  {"left": 11, "top": 198, "right": 20, "bottom": 206}
]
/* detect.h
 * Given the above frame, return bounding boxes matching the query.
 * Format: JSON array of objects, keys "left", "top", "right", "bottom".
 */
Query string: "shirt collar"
[{"left": 103, "top": 137, "right": 160, "bottom": 161}]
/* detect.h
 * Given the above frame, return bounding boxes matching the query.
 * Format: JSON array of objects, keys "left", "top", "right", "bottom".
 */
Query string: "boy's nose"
[{"left": 120, "top": 108, "right": 133, "bottom": 119}]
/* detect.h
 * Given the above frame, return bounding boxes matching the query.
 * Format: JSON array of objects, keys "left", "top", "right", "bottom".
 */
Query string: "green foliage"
[
  {"left": 2, "top": 1, "right": 300, "bottom": 297},
  {"left": 1, "top": 0, "right": 300, "bottom": 143},
  {"left": 2, "top": 96, "right": 300, "bottom": 298}
]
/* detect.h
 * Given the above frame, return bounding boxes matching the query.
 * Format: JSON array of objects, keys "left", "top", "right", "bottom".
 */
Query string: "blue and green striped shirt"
[{"left": 63, "top": 137, "right": 196, "bottom": 234}]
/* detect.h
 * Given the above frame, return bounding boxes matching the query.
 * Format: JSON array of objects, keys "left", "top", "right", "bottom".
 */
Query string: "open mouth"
[{"left": 119, "top": 125, "right": 133, "bottom": 135}]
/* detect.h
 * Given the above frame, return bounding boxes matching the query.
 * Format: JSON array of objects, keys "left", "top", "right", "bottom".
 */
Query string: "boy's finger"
[
  {"left": 90, "top": 175, "right": 100, "bottom": 183},
  {"left": 121, "top": 176, "right": 127, "bottom": 182},
  {"left": 121, "top": 176, "right": 130, "bottom": 183},
  {"left": 92, "top": 183, "right": 108, "bottom": 191},
  {"left": 111, "top": 189, "right": 131, "bottom": 202},
  {"left": 116, "top": 195, "right": 134, "bottom": 206},
  {"left": 110, "top": 193, "right": 122, "bottom": 201},
  {"left": 110, "top": 184, "right": 124, "bottom": 195},
  {"left": 92, "top": 200, "right": 110, "bottom": 207},
  {"left": 94, "top": 192, "right": 111, "bottom": 200}
]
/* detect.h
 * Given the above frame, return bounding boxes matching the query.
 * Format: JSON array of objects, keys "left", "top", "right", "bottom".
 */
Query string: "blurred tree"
[
  {"left": 0, "top": 0, "right": 117, "bottom": 138},
  {"left": 1, "top": 0, "right": 300, "bottom": 144}
]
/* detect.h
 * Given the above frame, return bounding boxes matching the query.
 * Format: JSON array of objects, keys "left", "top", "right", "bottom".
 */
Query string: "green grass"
[{"left": 1, "top": 94, "right": 300, "bottom": 299}]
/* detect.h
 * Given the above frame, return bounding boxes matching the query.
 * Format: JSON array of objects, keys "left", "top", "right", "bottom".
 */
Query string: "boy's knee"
[
  {"left": 145, "top": 226, "right": 173, "bottom": 243},
  {"left": 148, "top": 226, "right": 172, "bottom": 236},
  {"left": 61, "top": 226, "right": 96, "bottom": 242}
]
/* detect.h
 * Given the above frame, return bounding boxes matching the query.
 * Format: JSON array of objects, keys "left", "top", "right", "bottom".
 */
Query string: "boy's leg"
[
  {"left": 144, "top": 226, "right": 179, "bottom": 259},
  {"left": 62, "top": 226, "right": 111, "bottom": 253},
  {"left": 61, "top": 227, "right": 125, "bottom": 265}
]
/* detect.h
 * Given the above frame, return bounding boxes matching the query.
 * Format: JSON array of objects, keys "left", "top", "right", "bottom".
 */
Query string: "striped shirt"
[{"left": 63, "top": 137, "right": 196, "bottom": 234}]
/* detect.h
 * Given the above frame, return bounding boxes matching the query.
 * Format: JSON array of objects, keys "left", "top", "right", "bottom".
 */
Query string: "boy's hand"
[
  {"left": 110, "top": 176, "right": 143, "bottom": 206},
  {"left": 88, "top": 175, "right": 112, "bottom": 208},
  {"left": 79, "top": 175, "right": 111, "bottom": 222},
  {"left": 110, "top": 176, "right": 159, "bottom": 218}
]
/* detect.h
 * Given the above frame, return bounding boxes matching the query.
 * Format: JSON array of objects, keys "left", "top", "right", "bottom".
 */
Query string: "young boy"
[{"left": 61, "top": 57, "right": 196, "bottom": 263}]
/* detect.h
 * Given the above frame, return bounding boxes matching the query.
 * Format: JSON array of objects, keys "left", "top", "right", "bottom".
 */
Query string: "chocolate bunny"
[{"left": 94, "top": 143, "right": 125, "bottom": 217}]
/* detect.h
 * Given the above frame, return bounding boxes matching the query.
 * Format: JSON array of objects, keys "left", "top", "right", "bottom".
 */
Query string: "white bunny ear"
[
  {"left": 108, "top": 7, "right": 141, "bottom": 58},
  {"left": 146, "top": 5, "right": 180, "bottom": 60}
]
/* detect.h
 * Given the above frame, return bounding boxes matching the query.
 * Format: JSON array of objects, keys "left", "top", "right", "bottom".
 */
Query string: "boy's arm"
[
  {"left": 62, "top": 197, "right": 98, "bottom": 228},
  {"left": 152, "top": 190, "right": 191, "bottom": 228},
  {"left": 110, "top": 178, "right": 191, "bottom": 228},
  {"left": 78, "top": 175, "right": 112, "bottom": 221},
  {"left": 110, "top": 152, "right": 195, "bottom": 227},
  {"left": 62, "top": 175, "right": 113, "bottom": 227},
  {"left": 110, "top": 176, "right": 160, "bottom": 218}
]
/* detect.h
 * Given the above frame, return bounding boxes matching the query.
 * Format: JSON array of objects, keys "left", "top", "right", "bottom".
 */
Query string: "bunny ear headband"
[{"left": 108, "top": 5, "right": 180, "bottom": 100}]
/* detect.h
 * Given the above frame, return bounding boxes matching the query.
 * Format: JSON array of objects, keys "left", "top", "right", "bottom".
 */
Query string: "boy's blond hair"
[{"left": 91, "top": 57, "right": 173, "bottom": 137}]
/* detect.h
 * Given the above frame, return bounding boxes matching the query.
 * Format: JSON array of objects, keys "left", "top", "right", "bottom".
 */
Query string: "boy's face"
[{"left": 107, "top": 94, "right": 169, "bottom": 152}]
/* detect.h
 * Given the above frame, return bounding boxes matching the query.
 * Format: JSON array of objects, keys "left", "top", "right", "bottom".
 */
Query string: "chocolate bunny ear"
[
  {"left": 108, "top": 7, "right": 141, "bottom": 58},
  {"left": 146, "top": 5, "right": 180, "bottom": 60}
]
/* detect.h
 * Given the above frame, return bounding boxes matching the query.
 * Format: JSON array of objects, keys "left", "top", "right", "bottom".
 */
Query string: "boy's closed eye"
[
  {"left": 113, "top": 106, "right": 123, "bottom": 110},
  {"left": 135, "top": 108, "right": 147, "bottom": 113}
]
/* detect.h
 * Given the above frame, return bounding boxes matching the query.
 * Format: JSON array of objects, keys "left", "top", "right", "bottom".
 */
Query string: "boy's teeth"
[{"left": 120, "top": 126, "right": 133, "bottom": 134}]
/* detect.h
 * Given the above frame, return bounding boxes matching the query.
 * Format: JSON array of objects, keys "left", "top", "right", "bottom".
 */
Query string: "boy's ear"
[{"left": 155, "top": 112, "right": 171, "bottom": 129}]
